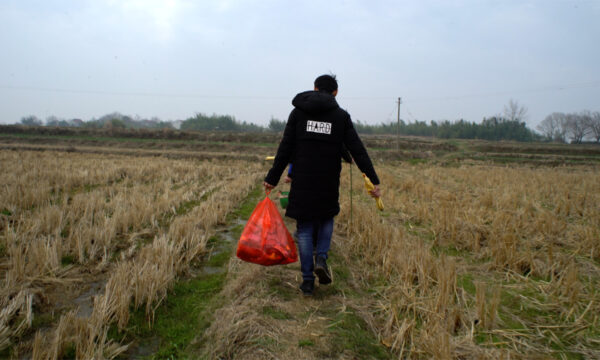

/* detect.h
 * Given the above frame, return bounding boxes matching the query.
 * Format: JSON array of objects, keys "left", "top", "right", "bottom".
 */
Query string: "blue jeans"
[{"left": 296, "top": 218, "right": 334, "bottom": 281}]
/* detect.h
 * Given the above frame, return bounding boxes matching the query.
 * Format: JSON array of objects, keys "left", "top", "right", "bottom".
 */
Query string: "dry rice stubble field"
[
  {"left": 198, "top": 160, "right": 600, "bottom": 359},
  {"left": 2, "top": 138, "right": 600, "bottom": 359},
  {"left": 0, "top": 150, "right": 262, "bottom": 358},
  {"left": 335, "top": 162, "right": 600, "bottom": 358}
]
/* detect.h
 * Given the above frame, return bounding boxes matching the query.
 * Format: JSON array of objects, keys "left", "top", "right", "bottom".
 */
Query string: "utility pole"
[{"left": 397, "top": 97, "right": 402, "bottom": 150}]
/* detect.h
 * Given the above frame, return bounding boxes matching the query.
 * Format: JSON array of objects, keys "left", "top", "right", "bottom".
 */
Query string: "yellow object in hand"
[{"left": 362, "top": 173, "right": 384, "bottom": 211}]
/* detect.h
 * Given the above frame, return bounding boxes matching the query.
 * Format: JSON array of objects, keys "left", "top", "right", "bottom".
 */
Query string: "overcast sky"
[{"left": 1, "top": 0, "right": 599, "bottom": 127}]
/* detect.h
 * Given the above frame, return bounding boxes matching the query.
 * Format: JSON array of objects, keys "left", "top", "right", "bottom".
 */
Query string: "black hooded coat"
[{"left": 265, "top": 91, "right": 380, "bottom": 221}]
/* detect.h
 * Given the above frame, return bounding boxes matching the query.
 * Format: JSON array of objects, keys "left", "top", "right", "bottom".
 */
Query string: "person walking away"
[{"left": 263, "top": 74, "right": 381, "bottom": 296}]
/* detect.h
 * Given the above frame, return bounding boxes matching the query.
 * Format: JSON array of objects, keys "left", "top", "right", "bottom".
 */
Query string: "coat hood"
[{"left": 292, "top": 91, "right": 339, "bottom": 114}]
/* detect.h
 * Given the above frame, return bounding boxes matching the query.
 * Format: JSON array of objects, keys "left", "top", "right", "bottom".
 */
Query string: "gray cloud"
[{"left": 1, "top": 0, "right": 598, "bottom": 126}]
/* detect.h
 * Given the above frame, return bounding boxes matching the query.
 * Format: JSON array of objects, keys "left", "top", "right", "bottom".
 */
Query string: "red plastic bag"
[{"left": 236, "top": 192, "right": 298, "bottom": 266}]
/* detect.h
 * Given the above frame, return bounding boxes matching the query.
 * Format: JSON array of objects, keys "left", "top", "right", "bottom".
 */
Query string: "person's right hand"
[
  {"left": 283, "top": 176, "right": 292, "bottom": 183},
  {"left": 263, "top": 181, "right": 275, "bottom": 191}
]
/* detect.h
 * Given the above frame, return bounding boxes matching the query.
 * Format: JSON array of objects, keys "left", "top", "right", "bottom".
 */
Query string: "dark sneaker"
[
  {"left": 300, "top": 280, "right": 314, "bottom": 296},
  {"left": 314, "top": 256, "right": 332, "bottom": 285}
]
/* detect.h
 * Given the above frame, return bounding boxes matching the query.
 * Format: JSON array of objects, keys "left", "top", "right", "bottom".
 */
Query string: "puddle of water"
[
  {"left": 202, "top": 266, "right": 225, "bottom": 275},
  {"left": 232, "top": 218, "right": 247, "bottom": 227},
  {"left": 220, "top": 230, "right": 238, "bottom": 244},
  {"left": 72, "top": 280, "right": 106, "bottom": 318}
]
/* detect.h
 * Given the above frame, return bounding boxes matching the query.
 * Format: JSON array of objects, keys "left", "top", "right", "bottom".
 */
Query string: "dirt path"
[
  {"left": 113, "top": 186, "right": 392, "bottom": 359},
  {"left": 192, "top": 215, "right": 392, "bottom": 359}
]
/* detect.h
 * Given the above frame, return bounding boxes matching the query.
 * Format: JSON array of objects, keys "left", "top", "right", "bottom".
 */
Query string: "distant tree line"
[
  {"left": 353, "top": 117, "right": 540, "bottom": 142},
  {"left": 536, "top": 111, "right": 600, "bottom": 144},
  {"left": 180, "top": 113, "right": 264, "bottom": 132},
  {"left": 351, "top": 99, "right": 539, "bottom": 142},
  {"left": 14, "top": 112, "right": 542, "bottom": 142},
  {"left": 17, "top": 106, "right": 600, "bottom": 144},
  {"left": 19, "top": 113, "right": 174, "bottom": 130},
  {"left": 19, "top": 112, "right": 288, "bottom": 133}
]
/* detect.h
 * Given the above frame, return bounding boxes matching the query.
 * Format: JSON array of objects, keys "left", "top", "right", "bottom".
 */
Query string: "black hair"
[{"left": 314, "top": 74, "right": 338, "bottom": 94}]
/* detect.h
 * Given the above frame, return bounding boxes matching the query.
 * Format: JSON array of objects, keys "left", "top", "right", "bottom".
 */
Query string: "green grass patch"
[
  {"left": 473, "top": 276, "right": 595, "bottom": 357},
  {"left": 83, "top": 183, "right": 102, "bottom": 193},
  {"left": 157, "top": 188, "right": 215, "bottom": 228},
  {"left": 298, "top": 339, "right": 315, "bottom": 347},
  {"left": 248, "top": 336, "right": 279, "bottom": 347},
  {"left": 32, "top": 311, "right": 60, "bottom": 330},
  {"left": 457, "top": 273, "right": 476, "bottom": 295},
  {"left": 60, "top": 224, "right": 70, "bottom": 238},
  {"left": 135, "top": 232, "right": 155, "bottom": 250},
  {"left": 63, "top": 343, "right": 76, "bottom": 359},
  {"left": 325, "top": 309, "right": 391, "bottom": 359},
  {"left": 174, "top": 199, "right": 204, "bottom": 216},
  {"left": 473, "top": 332, "right": 505, "bottom": 346},
  {"left": 267, "top": 277, "right": 296, "bottom": 301},
  {"left": 432, "top": 244, "right": 468, "bottom": 257},
  {"left": 113, "top": 272, "right": 227, "bottom": 359},
  {"left": 262, "top": 305, "right": 292, "bottom": 320},
  {"left": 230, "top": 224, "right": 245, "bottom": 237},
  {"left": 1, "top": 208, "right": 12, "bottom": 216},
  {"left": 407, "top": 158, "right": 429, "bottom": 165},
  {"left": 206, "top": 235, "right": 220, "bottom": 246},
  {"left": 324, "top": 252, "right": 364, "bottom": 298},
  {"left": 205, "top": 248, "right": 230, "bottom": 268},
  {"left": 330, "top": 257, "right": 350, "bottom": 282},
  {"left": 61, "top": 254, "right": 75, "bottom": 266},
  {"left": 228, "top": 185, "right": 264, "bottom": 220},
  {"left": 0, "top": 132, "right": 278, "bottom": 148},
  {"left": 107, "top": 183, "right": 264, "bottom": 359},
  {"left": 0, "top": 348, "right": 10, "bottom": 358}
]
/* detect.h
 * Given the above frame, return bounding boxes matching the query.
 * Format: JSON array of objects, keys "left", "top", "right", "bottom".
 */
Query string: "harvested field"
[
  {"left": 1, "top": 129, "right": 600, "bottom": 359},
  {"left": 0, "top": 149, "right": 262, "bottom": 358},
  {"left": 334, "top": 162, "right": 600, "bottom": 358},
  {"left": 196, "top": 162, "right": 600, "bottom": 359}
]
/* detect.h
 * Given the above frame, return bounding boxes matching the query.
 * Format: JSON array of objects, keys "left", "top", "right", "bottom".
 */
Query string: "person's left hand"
[
  {"left": 263, "top": 181, "right": 275, "bottom": 191},
  {"left": 369, "top": 185, "right": 381, "bottom": 198}
]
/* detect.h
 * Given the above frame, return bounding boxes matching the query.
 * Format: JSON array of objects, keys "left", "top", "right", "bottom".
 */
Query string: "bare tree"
[
  {"left": 565, "top": 112, "right": 590, "bottom": 144},
  {"left": 503, "top": 99, "right": 529, "bottom": 123},
  {"left": 537, "top": 112, "right": 568, "bottom": 142},
  {"left": 46, "top": 115, "right": 60, "bottom": 126},
  {"left": 588, "top": 111, "right": 600, "bottom": 143}
]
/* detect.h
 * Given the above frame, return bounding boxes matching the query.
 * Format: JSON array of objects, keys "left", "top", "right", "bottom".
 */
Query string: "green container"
[{"left": 279, "top": 191, "right": 289, "bottom": 208}]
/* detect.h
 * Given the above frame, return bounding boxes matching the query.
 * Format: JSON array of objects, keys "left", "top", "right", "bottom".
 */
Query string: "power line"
[
  {"left": 1, "top": 79, "right": 599, "bottom": 102},
  {"left": 404, "top": 106, "right": 418, "bottom": 122},
  {"left": 0, "top": 85, "right": 289, "bottom": 100},
  {"left": 408, "top": 80, "right": 600, "bottom": 104},
  {"left": 384, "top": 102, "right": 398, "bottom": 122}
]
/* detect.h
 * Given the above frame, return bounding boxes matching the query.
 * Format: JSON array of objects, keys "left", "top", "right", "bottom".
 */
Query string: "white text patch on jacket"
[{"left": 306, "top": 120, "right": 332, "bottom": 134}]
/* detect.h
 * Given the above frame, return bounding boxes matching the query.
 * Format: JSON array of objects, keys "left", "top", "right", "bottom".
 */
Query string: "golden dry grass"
[
  {"left": 3, "top": 145, "right": 600, "bottom": 359},
  {"left": 334, "top": 162, "right": 600, "bottom": 358},
  {"left": 174, "top": 160, "right": 600, "bottom": 359},
  {"left": 0, "top": 150, "right": 262, "bottom": 358}
]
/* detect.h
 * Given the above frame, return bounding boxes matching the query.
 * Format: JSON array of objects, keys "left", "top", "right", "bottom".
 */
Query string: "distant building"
[{"left": 172, "top": 120, "right": 184, "bottom": 130}]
